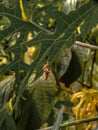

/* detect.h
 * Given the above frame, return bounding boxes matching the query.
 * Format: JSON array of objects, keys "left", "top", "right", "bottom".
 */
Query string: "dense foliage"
[{"left": 0, "top": 0, "right": 98, "bottom": 130}]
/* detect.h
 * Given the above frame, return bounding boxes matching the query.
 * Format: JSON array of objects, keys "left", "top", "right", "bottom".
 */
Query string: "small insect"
[{"left": 43, "top": 62, "right": 51, "bottom": 80}]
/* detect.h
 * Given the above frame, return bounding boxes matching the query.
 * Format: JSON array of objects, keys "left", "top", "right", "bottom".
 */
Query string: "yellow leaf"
[{"left": 19, "top": 0, "right": 28, "bottom": 22}]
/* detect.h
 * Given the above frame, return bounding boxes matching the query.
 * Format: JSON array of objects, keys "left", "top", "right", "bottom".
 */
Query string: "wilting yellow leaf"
[{"left": 20, "top": 0, "right": 28, "bottom": 22}]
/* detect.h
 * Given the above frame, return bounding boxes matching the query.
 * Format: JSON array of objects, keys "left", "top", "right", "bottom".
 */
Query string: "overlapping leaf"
[
  {"left": 0, "top": 0, "right": 40, "bottom": 84},
  {"left": 0, "top": 0, "right": 98, "bottom": 98},
  {"left": 0, "top": 105, "right": 16, "bottom": 130}
]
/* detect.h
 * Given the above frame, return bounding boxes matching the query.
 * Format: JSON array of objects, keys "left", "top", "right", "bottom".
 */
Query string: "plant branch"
[
  {"left": 75, "top": 41, "right": 98, "bottom": 50},
  {"left": 90, "top": 50, "right": 96, "bottom": 86},
  {"left": 76, "top": 80, "right": 91, "bottom": 88},
  {"left": 37, "top": 116, "right": 98, "bottom": 130}
]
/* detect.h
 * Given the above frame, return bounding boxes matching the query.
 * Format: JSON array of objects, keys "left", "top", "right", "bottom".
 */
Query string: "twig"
[
  {"left": 75, "top": 41, "right": 98, "bottom": 50},
  {"left": 90, "top": 50, "right": 96, "bottom": 86},
  {"left": 76, "top": 80, "right": 91, "bottom": 88},
  {"left": 37, "top": 116, "right": 98, "bottom": 130}
]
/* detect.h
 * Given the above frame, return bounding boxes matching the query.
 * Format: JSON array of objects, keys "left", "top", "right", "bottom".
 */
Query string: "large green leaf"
[
  {"left": 0, "top": 0, "right": 98, "bottom": 102},
  {"left": 60, "top": 50, "right": 82, "bottom": 87},
  {"left": 0, "top": 104, "right": 16, "bottom": 130},
  {"left": 15, "top": 72, "right": 57, "bottom": 130},
  {"left": 52, "top": 47, "right": 72, "bottom": 80},
  {"left": 29, "top": 72, "right": 57, "bottom": 123},
  {"left": 81, "top": 0, "right": 98, "bottom": 39}
]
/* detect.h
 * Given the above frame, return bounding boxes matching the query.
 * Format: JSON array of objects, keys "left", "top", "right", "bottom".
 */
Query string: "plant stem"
[
  {"left": 75, "top": 41, "right": 98, "bottom": 50},
  {"left": 90, "top": 50, "right": 96, "bottom": 86},
  {"left": 37, "top": 116, "right": 98, "bottom": 130}
]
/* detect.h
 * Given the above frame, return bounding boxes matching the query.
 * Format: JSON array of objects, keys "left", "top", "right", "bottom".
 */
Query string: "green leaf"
[
  {"left": 15, "top": 92, "right": 42, "bottom": 130},
  {"left": 63, "top": 100, "right": 74, "bottom": 107},
  {"left": 0, "top": 104, "right": 16, "bottom": 130},
  {"left": 63, "top": 113, "right": 69, "bottom": 120},
  {"left": 88, "top": 26, "right": 98, "bottom": 45},
  {"left": 15, "top": 72, "right": 57, "bottom": 130},
  {"left": 0, "top": 0, "right": 97, "bottom": 104},
  {"left": 0, "top": 0, "right": 39, "bottom": 85},
  {"left": 60, "top": 50, "right": 82, "bottom": 87},
  {"left": 54, "top": 100, "right": 74, "bottom": 109},
  {"left": 30, "top": 72, "right": 57, "bottom": 123},
  {"left": 53, "top": 47, "right": 72, "bottom": 80},
  {"left": 81, "top": 0, "right": 98, "bottom": 39},
  {"left": 54, "top": 101, "right": 64, "bottom": 109},
  {"left": 5, "top": 113, "right": 16, "bottom": 130}
]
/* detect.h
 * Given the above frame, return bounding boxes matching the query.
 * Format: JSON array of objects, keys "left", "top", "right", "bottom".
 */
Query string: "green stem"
[
  {"left": 37, "top": 116, "right": 98, "bottom": 130},
  {"left": 90, "top": 50, "right": 96, "bottom": 87},
  {"left": 75, "top": 41, "right": 98, "bottom": 50}
]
